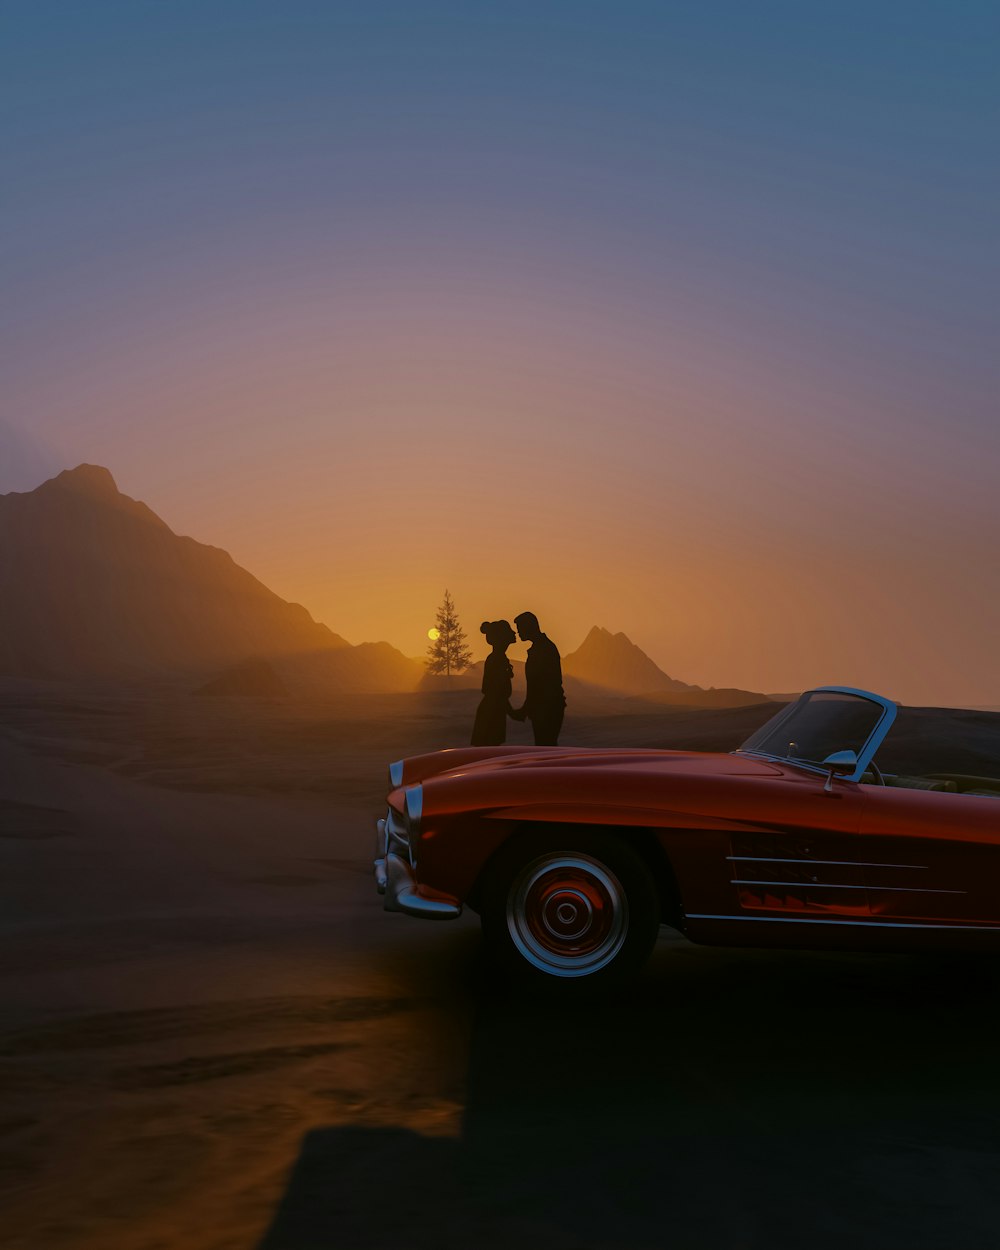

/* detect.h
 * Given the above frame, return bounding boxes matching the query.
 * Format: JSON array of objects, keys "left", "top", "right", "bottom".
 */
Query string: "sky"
[{"left": 3, "top": 1, "right": 999, "bottom": 706}]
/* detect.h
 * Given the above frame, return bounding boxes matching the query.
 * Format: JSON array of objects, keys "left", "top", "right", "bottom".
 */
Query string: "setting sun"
[{"left": 428, "top": 628, "right": 440, "bottom": 641}]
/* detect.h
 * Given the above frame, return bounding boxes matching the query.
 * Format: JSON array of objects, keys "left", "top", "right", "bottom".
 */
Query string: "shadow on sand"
[{"left": 259, "top": 939, "right": 1000, "bottom": 1250}]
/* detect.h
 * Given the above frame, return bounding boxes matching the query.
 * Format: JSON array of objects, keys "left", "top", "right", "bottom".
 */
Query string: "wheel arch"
[{"left": 467, "top": 820, "right": 685, "bottom": 928}]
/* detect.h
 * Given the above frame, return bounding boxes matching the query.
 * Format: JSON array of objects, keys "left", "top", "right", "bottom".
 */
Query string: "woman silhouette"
[{"left": 471, "top": 620, "right": 516, "bottom": 746}]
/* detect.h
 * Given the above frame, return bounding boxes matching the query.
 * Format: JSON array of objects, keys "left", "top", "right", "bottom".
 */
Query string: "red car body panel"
[{"left": 859, "top": 785, "right": 1000, "bottom": 925}]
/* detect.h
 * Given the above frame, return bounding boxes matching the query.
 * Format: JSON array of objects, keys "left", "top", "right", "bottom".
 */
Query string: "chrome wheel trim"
[{"left": 506, "top": 853, "right": 629, "bottom": 978}]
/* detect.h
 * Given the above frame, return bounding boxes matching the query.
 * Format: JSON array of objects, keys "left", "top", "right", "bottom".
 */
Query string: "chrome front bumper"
[{"left": 374, "top": 814, "right": 461, "bottom": 920}]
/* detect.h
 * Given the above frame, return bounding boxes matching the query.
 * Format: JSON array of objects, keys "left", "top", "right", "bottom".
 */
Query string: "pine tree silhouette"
[{"left": 426, "top": 590, "right": 473, "bottom": 678}]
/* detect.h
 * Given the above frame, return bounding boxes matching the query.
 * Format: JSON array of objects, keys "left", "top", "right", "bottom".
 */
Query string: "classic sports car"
[{"left": 373, "top": 687, "right": 1000, "bottom": 985}]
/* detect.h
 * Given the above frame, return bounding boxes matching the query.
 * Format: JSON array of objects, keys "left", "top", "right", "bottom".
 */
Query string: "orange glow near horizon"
[
  {"left": 5, "top": 208, "right": 998, "bottom": 712},
  {"left": 7, "top": 262, "right": 998, "bottom": 709}
]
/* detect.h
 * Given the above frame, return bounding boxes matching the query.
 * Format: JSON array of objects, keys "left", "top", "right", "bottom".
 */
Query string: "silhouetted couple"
[{"left": 471, "top": 612, "right": 566, "bottom": 747}]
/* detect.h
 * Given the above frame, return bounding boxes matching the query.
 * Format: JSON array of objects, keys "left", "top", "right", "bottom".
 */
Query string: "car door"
[
  {"left": 723, "top": 686, "right": 897, "bottom": 928},
  {"left": 728, "top": 777, "right": 871, "bottom": 921},
  {"left": 859, "top": 786, "right": 1000, "bottom": 926}
]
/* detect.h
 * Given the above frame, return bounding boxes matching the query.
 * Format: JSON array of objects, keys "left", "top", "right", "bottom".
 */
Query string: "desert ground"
[{"left": 2, "top": 681, "right": 1000, "bottom": 1250}]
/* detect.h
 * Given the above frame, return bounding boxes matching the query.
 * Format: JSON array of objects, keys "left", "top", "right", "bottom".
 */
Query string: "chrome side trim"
[
  {"left": 383, "top": 852, "right": 461, "bottom": 920},
  {"left": 389, "top": 760, "right": 404, "bottom": 788},
  {"left": 730, "top": 880, "right": 964, "bottom": 894},
  {"left": 727, "top": 856, "right": 929, "bottom": 870},
  {"left": 688, "top": 913, "right": 999, "bottom": 931}
]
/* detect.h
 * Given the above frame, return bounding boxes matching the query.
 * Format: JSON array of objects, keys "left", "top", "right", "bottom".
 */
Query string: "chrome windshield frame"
[{"left": 734, "top": 686, "right": 898, "bottom": 783}]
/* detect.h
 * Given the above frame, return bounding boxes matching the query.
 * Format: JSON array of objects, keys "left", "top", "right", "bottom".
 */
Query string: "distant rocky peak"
[
  {"left": 29, "top": 463, "right": 172, "bottom": 531},
  {"left": 578, "top": 625, "right": 637, "bottom": 651},
  {"left": 46, "top": 464, "right": 120, "bottom": 497},
  {"left": 565, "top": 624, "right": 697, "bottom": 694},
  {"left": 0, "top": 463, "right": 355, "bottom": 679}
]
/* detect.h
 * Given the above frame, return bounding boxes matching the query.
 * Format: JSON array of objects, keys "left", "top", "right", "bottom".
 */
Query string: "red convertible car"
[{"left": 374, "top": 687, "right": 1000, "bottom": 985}]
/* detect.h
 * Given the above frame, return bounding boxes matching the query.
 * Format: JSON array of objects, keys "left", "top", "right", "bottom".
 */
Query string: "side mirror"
[{"left": 821, "top": 749, "right": 858, "bottom": 793}]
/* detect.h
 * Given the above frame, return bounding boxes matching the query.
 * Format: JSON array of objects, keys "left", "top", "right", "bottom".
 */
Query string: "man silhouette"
[{"left": 509, "top": 611, "right": 566, "bottom": 745}]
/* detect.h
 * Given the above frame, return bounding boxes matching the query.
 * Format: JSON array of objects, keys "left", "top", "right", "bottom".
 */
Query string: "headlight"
[{"left": 389, "top": 760, "right": 404, "bottom": 787}]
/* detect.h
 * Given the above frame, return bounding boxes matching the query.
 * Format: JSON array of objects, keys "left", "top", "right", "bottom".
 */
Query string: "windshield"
[{"left": 738, "top": 689, "right": 892, "bottom": 773}]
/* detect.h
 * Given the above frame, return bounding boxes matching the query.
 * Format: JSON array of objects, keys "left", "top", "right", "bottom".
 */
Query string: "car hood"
[
  {"left": 393, "top": 745, "right": 788, "bottom": 793},
  {"left": 440, "top": 748, "right": 780, "bottom": 779},
  {"left": 387, "top": 747, "right": 810, "bottom": 829}
]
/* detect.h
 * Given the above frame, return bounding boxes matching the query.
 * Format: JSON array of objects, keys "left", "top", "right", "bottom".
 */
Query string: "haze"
[{"left": 3, "top": 3, "right": 998, "bottom": 706}]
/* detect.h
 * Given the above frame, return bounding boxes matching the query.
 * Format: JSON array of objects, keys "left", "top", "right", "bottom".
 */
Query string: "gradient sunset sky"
[{"left": 3, "top": 2, "right": 998, "bottom": 705}]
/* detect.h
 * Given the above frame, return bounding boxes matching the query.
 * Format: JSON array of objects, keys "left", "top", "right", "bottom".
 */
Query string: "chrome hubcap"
[{"left": 507, "top": 853, "right": 628, "bottom": 978}]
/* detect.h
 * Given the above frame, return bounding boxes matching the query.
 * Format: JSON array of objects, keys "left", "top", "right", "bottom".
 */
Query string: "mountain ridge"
[
  {"left": 0, "top": 464, "right": 355, "bottom": 680},
  {"left": 564, "top": 625, "right": 696, "bottom": 695},
  {"left": 2, "top": 465, "right": 770, "bottom": 705},
  {"left": 562, "top": 625, "right": 769, "bottom": 707}
]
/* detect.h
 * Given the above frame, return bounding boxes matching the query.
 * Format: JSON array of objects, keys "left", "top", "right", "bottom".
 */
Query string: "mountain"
[
  {"left": 563, "top": 627, "right": 696, "bottom": 696},
  {"left": 563, "top": 626, "right": 771, "bottom": 707},
  {"left": 201, "top": 643, "right": 426, "bottom": 696},
  {"left": 639, "top": 687, "right": 776, "bottom": 709},
  {"left": 0, "top": 465, "right": 354, "bottom": 680},
  {"left": 0, "top": 466, "right": 771, "bottom": 702},
  {"left": 196, "top": 659, "right": 288, "bottom": 697},
  {"left": 412, "top": 629, "right": 771, "bottom": 708},
  {"left": 279, "top": 641, "right": 424, "bottom": 695}
]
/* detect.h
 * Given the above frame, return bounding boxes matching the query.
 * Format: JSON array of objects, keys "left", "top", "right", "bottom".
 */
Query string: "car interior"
[{"left": 861, "top": 771, "right": 1000, "bottom": 797}]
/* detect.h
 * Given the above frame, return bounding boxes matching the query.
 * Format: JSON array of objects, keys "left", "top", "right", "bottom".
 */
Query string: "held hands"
[{"left": 508, "top": 703, "right": 527, "bottom": 722}]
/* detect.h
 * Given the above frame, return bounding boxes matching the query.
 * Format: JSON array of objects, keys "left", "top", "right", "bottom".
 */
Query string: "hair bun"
[{"left": 480, "top": 621, "right": 490, "bottom": 634}]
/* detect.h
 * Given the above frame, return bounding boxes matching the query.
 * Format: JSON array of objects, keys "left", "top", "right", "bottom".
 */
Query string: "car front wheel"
[{"left": 481, "top": 832, "right": 660, "bottom": 987}]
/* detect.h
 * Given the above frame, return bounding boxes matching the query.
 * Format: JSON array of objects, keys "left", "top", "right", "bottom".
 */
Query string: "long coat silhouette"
[{"left": 511, "top": 611, "right": 565, "bottom": 746}]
